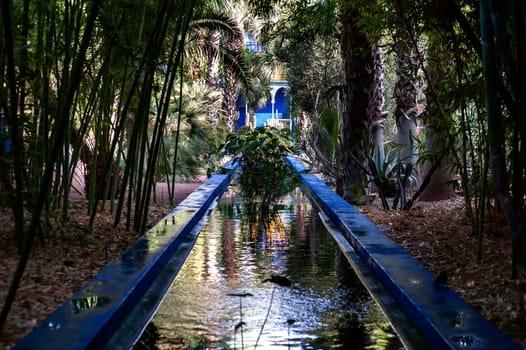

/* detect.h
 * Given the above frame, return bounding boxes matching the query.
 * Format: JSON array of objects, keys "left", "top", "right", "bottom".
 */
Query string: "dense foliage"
[
  {"left": 2, "top": 0, "right": 526, "bottom": 340},
  {"left": 214, "top": 126, "right": 299, "bottom": 218}
]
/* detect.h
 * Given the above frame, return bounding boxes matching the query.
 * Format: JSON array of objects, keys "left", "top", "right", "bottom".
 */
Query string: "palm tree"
[
  {"left": 260, "top": 0, "right": 344, "bottom": 186},
  {"left": 260, "top": 0, "right": 380, "bottom": 201},
  {"left": 338, "top": 2, "right": 375, "bottom": 203},
  {"left": 418, "top": 34, "right": 456, "bottom": 201},
  {"left": 368, "top": 41, "right": 387, "bottom": 161},
  {"left": 393, "top": 26, "right": 420, "bottom": 182},
  {"left": 190, "top": 0, "right": 269, "bottom": 132}
]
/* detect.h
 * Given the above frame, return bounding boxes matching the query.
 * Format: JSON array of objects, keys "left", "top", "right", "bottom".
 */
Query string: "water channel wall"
[
  {"left": 14, "top": 155, "right": 521, "bottom": 349},
  {"left": 14, "top": 162, "right": 238, "bottom": 350},
  {"left": 285, "top": 155, "right": 521, "bottom": 350}
]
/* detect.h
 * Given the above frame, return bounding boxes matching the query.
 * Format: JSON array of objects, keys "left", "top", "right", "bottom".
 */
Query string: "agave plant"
[
  {"left": 366, "top": 146, "right": 399, "bottom": 207},
  {"left": 352, "top": 142, "right": 417, "bottom": 210}
]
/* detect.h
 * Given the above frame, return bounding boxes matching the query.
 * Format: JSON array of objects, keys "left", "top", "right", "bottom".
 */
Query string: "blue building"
[{"left": 236, "top": 34, "right": 292, "bottom": 132}]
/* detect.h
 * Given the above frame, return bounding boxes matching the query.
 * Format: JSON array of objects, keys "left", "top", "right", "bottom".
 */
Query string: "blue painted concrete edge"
[
  {"left": 285, "top": 155, "right": 521, "bottom": 350},
  {"left": 14, "top": 162, "right": 238, "bottom": 350}
]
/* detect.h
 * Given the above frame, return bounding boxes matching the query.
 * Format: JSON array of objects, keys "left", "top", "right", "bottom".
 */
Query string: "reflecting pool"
[{"left": 140, "top": 187, "right": 403, "bottom": 349}]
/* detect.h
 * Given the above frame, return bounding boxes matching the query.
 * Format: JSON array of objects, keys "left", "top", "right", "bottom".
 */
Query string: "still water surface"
[{"left": 146, "top": 187, "right": 403, "bottom": 349}]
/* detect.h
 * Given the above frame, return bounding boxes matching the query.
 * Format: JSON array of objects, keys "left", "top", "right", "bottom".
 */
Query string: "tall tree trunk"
[
  {"left": 205, "top": 29, "right": 221, "bottom": 88},
  {"left": 394, "top": 27, "right": 420, "bottom": 183},
  {"left": 419, "top": 42, "right": 456, "bottom": 201},
  {"left": 222, "top": 23, "right": 244, "bottom": 132},
  {"left": 338, "top": 4, "right": 374, "bottom": 203},
  {"left": 222, "top": 71, "right": 239, "bottom": 132},
  {"left": 368, "top": 41, "right": 387, "bottom": 161},
  {"left": 419, "top": 123, "right": 455, "bottom": 201}
]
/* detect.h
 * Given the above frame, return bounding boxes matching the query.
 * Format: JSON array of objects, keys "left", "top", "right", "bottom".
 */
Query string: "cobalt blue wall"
[
  {"left": 236, "top": 87, "right": 291, "bottom": 130},
  {"left": 274, "top": 87, "right": 288, "bottom": 118}
]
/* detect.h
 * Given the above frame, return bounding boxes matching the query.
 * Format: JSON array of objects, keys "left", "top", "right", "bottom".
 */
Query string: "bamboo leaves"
[
  {"left": 0, "top": 0, "right": 103, "bottom": 333},
  {"left": 0, "top": 0, "right": 203, "bottom": 334}
]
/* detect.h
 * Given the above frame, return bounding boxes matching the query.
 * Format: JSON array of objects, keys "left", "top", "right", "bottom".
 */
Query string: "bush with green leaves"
[{"left": 214, "top": 126, "right": 299, "bottom": 215}]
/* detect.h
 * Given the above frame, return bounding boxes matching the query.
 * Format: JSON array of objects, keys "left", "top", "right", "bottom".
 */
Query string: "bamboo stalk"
[{"left": 0, "top": 0, "right": 102, "bottom": 333}]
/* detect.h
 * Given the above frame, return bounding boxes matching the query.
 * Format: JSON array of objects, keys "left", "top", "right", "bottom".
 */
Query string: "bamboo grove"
[{"left": 0, "top": 0, "right": 208, "bottom": 333}]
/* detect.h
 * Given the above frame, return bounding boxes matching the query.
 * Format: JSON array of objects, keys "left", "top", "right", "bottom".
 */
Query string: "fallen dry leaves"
[
  {"left": 0, "top": 190, "right": 525, "bottom": 349},
  {"left": 0, "top": 182, "right": 202, "bottom": 350},
  {"left": 361, "top": 196, "right": 526, "bottom": 348}
]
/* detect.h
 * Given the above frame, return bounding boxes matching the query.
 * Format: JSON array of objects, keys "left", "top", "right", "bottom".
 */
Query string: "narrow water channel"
[{"left": 141, "top": 187, "right": 403, "bottom": 349}]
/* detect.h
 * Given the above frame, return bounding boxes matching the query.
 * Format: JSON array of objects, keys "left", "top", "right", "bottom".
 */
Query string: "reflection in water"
[
  {"left": 141, "top": 188, "right": 403, "bottom": 349},
  {"left": 71, "top": 295, "right": 111, "bottom": 314},
  {"left": 121, "top": 238, "right": 150, "bottom": 274}
]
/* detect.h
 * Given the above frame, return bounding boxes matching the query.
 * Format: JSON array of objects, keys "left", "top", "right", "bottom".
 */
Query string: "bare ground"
[{"left": 0, "top": 185, "right": 525, "bottom": 349}]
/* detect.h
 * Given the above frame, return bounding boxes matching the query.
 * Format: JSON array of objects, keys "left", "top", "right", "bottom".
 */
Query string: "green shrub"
[{"left": 214, "top": 126, "right": 299, "bottom": 216}]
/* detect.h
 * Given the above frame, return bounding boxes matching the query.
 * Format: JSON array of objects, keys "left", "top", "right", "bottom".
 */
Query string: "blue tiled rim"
[
  {"left": 14, "top": 162, "right": 238, "bottom": 350},
  {"left": 285, "top": 155, "right": 521, "bottom": 350}
]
